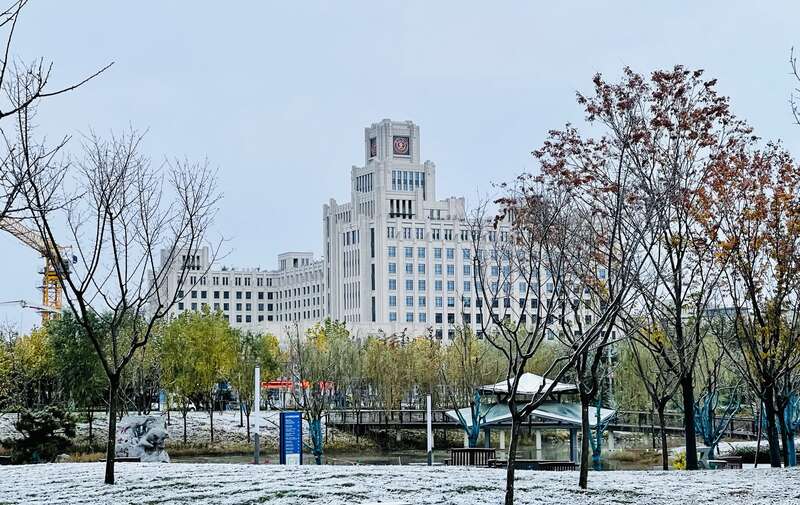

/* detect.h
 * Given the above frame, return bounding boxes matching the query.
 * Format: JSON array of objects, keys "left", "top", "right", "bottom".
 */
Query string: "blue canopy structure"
[{"left": 445, "top": 400, "right": 616, "bottom": 428}]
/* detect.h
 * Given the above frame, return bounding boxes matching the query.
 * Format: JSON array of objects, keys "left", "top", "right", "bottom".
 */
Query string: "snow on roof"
[
  {"left": 445, "top": 401, "right": 616, "bottom": 428},
  {"left": 479, "top": 372, "right": 578, "bottom": 395}
]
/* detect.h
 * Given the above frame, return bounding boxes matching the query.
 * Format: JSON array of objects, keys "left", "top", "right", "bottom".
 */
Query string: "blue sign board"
[{"left": 280, "top": 411, "right": 303, "bottom": 465}]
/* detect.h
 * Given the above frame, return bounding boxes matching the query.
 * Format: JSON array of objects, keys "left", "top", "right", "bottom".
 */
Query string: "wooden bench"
[
  {"left": 708, "top": 456, "right": 742, "bottom": 470},
  {"left": 487, "top": 459, "right": 577, "bottom": 471},
  {"left": 449, "top": 448, "right": 496, "bottom": 467}
]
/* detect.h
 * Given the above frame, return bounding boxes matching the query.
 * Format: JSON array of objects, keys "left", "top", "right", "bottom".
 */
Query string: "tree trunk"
[
  {"left": 104, "top": 377, "right": 120, "bottom": 485},
  {"left": 657, "top": 404, "right": 668, "bottom": 471},
  {"left": 245, "top": 410, "right": 251, "bottom": 443},
  {"left": 239, "top": 401, "right": 244, "bottom": 428},
  {"left": 88, "top": 406, "right": 94, "bottom": 448},
  {"left": 579, "top": 398, "right": 590, "bottom": 489},
  {"left": 778, "top": 402, "right": 790, "bottom": 467},
  {"left": 209, "top": 406, "right": 215, "bottom": 443},
  {"left": 182, "top": 410, "right": 188, "bottom": 444},
  {"left": 680, "top": 374, "right": 698, "bottom": 470},
  {"left": 504, "top": 416, "right": 521, "bottom": 505},
  {"left": 764, "top": 392, "right": 783, "bottom": 468}
]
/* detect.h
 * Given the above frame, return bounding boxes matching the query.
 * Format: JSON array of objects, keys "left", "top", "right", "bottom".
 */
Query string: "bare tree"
[
  {"left": 17, "top": 127, "right": 219, "bottom": 484},
  {"left": 469, "top": 176, "right": 640, "bottom": 502},
  {"left": 0, "top": 0, "right": 111, "bottom": 223}
]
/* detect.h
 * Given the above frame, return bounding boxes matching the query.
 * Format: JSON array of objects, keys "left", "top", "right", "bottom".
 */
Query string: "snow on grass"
[
  {"left": 0, "top": 463, "right": 798, "bottom": 505},
  {"left": 0, "top": 410, "right": 320, "bottom": 447}
]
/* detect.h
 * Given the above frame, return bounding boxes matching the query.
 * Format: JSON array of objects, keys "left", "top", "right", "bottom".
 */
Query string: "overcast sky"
[{"left": 2, "top": 1, "right": 799, "bottom": 331}]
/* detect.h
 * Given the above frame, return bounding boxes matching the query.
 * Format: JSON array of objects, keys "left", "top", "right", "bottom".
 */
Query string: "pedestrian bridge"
[{"left": 325, "top": 409, "right": 758, "bottom": 439}]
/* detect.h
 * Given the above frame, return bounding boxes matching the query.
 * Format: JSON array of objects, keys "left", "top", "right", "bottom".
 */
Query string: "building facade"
[
  {"left": 163, "top": 119, "right": 519, "bottom": 341},
  {"left": 159, "top": 248, "right": 325, "bottom": 336},
  {"left": 324, "top": 119, "right": 480, "bottom": 339}
]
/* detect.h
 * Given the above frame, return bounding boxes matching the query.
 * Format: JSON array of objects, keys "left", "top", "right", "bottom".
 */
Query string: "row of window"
[
  {"left": 388, "top": 246, "right": 471, "bottom": 260},
  {"left": 390, "top": 170, "right": 425, "bottom": 192}
]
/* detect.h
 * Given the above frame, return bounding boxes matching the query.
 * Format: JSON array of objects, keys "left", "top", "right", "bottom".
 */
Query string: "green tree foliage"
[
  {"left": 287, "top": 319, "right": 352, "bottom": 464},
  {"left": 48, "top": 312, "right": 106, "bottom": 446},
  {"left": 230, "top": 330, "right": 282, "bottom": 442},
  {"left": 12, "top": 327, "right": 56, "bottom": 408},
  {"left": 1, "top": 406, "right": 76, "bottom": 463},
  {"left": 161, "top": 309, "right": 237, "bottom": 443}
]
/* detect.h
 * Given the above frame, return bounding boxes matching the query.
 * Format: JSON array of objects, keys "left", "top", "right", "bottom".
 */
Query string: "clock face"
[
  {"left": 393, "top": 136, "right": 410, "bottom": 156},
  {"left": 369, "top": 138, "right": 377, "bottom": 157}
]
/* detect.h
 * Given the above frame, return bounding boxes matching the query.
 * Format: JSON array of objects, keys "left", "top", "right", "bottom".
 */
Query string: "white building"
[
  {"left": 158, "top": 248, "right": 325, "bottom": 336},
  {"left": 324, "top": 119, "right": 479, "bottom": 339},
  {"left": 162, "top": 119, "right": 521, "bottom": 341}
]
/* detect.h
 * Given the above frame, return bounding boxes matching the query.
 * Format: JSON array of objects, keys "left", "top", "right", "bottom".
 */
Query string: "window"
[
  {"left": 213, "top": 303, "right": 220, "bottom": 311},
  {"left": 585, "top": 314, "right": 593, "bottom": 324},
  {"left": 389, "top": 279, "right": 397, "bottom": 290},
  {"left": 448, "top": 297, "right": 455, "bottom": 307},
  {"left": 464, "top": 281, "right": 471, "bottom": 292},
  {"left": 389, "top": 312, "right": 397, "bottom": 322},
  {"left": 245, "top": 303, "right": 252, "bottom": 311},
  {"left": 406, "top": 312, "right": 414, "bottom": 322},
  {"left": 447, "top": 281, "right": 455, "bottom": 292},
  {"left": 404, "top": 247, "right": 413, "bottom": 257},
  {"left": 419, "top": 313, "right": 427, "bottom": 322},
  {"left": 387, "top": 226, "right": 395, "bottom": 239},
  {"left": 435, "top": 264, "right": 443, "bottom": 275},
  {"left": 416, "top": 228, "right": 424, "bottom": 240},
  {"left": 463, "top": 264, "right": 471, "bottom": 276},
  {"left": 236, "top": 303, "right": 242, "bottom": 311},
  {"left": 389, "top": 296, "right": 397, "bottom": 307},
  {"left": 435, "top": 280, "right": 443, "bottom": 291},
  {"left": 432, "top": 229, "right": 441, "bottom": 240},
  {"left": 403, "top": 227, "right": 412, "bottom": 239},
  {"left": 245, "top": 315, "right": 252, "bottom": 323},
  {"left": 388, "top": 246, "right": 397, "bottom": 257},
  {"left": 491, "top": 266, "right": 499, "bottom": 277},
  {"left": 178, "top": 302, "right": 184, "bottom": 310},
  {"left": 418, "top": 296, "right": 427, "bottom": 306},
  {"left": 405, "top": 279, "right": 414, "bottom": 290},
  {"left": 448, "top": 313, "right": 455, "bottom": 324},
  {"left": 258, "top": 303, "right": 264, "bottom": 311},
  {"left": 389, "top": 262, "right": 397, "bottom": 274},
  {"left": 435, "top": 297, "right": 443, "bottom": 308},
  {"left": 236, "top": 315, "right": 242, "bottom": 323},
  {"left": 444, "top": 229, "right": 453, "bottom": 240},
  {"left": 245, "top": 292, "right": 252, "bottom": 300},
  {"left": 213, "top": 291, "right": 220, "bottom": 299},
  {"left": 191, "top": 290, "right": 197, "bottom": 298},
  {"left": 463, "top": 296, "right": 471, "bottom": 307},
  {"left": 435, "top": 313, "right": 443, "bottom": 324},
  {"left": 417, "top": 247, "right": 426, "bottom": 258},
  {"left": 446, "top": 248, "right": 454, "bottom": 259},
  {"left": 406, "top": 296, "right": 414, "bottom": 306},
  {"left": 405, "top": 263, "right": 413, "bottom": 274},
  {"left": 462, "top": 248, "right": 470, "bottom": 259},
  {"left": 223, "top": 291, "right": 230, "bottom": 299},
  {"left": 223, "top": 303, "right": 229, "bottom": 311},
  {"left": 434, "top": 248, "right": 442, "bottom": 259},
  {"left": 447, "top": 264, "right": 455, "bottom": 276},
  {"left": 418, "top": 279, "right": 426, "bottom": 290},
  {"left": 236, "top": 291, "right": 243, "bottom": 300},
  {"left": 258, "top": 292, "right": 264, "bottom": 300},
  {"left": 418, "top": 263, "right": 426, "bottom": 274}
]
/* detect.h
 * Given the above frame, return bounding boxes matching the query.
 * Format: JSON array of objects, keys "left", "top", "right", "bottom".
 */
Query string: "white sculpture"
[{"left": 116, "top": 415, "right": 170, "bottom": 463}]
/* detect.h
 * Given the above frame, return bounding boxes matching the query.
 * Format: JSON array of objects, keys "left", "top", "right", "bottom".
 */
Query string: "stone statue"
[{"left": 115, "top": 415, "right": 170, "bottom": 463}]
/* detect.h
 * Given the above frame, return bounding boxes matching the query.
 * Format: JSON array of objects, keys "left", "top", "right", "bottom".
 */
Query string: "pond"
[{"left": 172, "top": 432, "right": 679, "bottom": 470}]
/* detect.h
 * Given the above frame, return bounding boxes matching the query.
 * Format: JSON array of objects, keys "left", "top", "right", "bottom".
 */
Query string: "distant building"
[
  {"left": 160, "top": 119, "right": 521, "bottom": 341},
  {"left": 156, "top": 247, "right": 325, "bottom": 337}
]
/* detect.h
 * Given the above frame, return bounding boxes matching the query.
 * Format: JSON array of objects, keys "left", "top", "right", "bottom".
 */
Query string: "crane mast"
[{"left": 0, "top": 217, "right": 70, "bottom": 324}]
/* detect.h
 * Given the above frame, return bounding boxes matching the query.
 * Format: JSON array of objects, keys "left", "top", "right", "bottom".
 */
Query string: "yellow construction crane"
[{"left": 0, "top": 217, "right": 73, "bottom": 324}]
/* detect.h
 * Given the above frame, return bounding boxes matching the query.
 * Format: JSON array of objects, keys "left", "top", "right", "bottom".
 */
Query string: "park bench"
[
  {"left": 487, "top": 459, "right": 577, "bottom": 471},
  {"left": 447, "top": 448, "right": 496, "bottom": 466}
]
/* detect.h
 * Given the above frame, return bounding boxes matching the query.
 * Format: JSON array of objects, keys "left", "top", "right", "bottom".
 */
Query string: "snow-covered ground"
[
  {"left": 0, "top": 410, "right": 319, "bottom": 447},
  {"left": 0, "top": 463, "right": 798, "bottom": 504}
]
